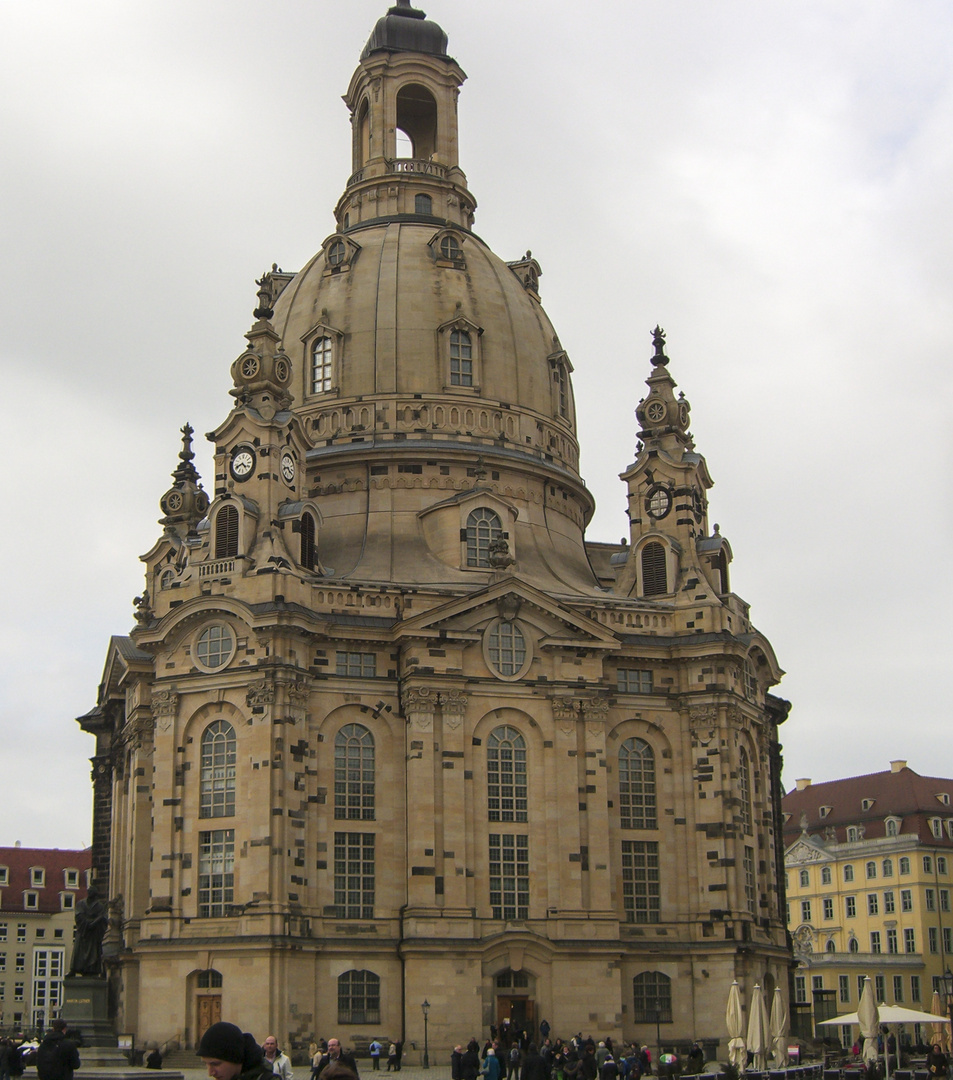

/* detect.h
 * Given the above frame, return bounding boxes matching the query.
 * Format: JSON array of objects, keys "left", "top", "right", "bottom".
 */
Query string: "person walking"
[
  {"left": 483, "top": 1049, "right": 502, "bottom": 1080},
  {"left": 263, "top": 1038, "right": 293, "bottom": 1080},
  {"left": 370, "top": 1042, "right": 383, "bottom": 1072},
  {"left": 314, "top": 1040, "right": 359, "bottom": 1080},
  {"left": 35, "top": 1020, "right": 81, "bottom": 1080}
]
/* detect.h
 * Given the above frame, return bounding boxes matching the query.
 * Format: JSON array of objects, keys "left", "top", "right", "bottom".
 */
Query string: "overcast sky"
[{"left": 1, "top": 1, "right": 951, "bottom": 849}]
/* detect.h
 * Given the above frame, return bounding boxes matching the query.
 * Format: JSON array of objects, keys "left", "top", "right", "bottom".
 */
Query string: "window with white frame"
[
  {"left": 200, "top": 720, "right": 236, "bottom": 819},
  {"left": 198, "top": 829, "right": 234, "bottom": 917},
  {"left": 489, "top": 833, "right": 529, "bottom": 920},
  {"left": 450, "top": 329, "right": 473, "bottom": 387},
  {"left": 911, "top": 975, "right": 921, "bottom": 1002},
  {"left": 487, "top": 726, "right": 527, "bottom": 823},
  {"left": 333, "top": 832, "right": 375, "bottom": 919},
  {"left": 904, "top": 928, "right": 916, "bottom": 953},
  {"left": 311, "top": 336, "right": 333, "bottom": 393},
  {"left": 334, "top": 724, "right": 375, "bottom": 821},
  {"left": 466, "top": 507, "right": 502, "bottom": 567},
  {"left": 822, "top": 866, "right": 832, "bottom": 885}
]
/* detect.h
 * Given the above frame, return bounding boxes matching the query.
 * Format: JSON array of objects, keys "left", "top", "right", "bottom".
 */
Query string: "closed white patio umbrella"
[
  {"left": 727, "top": 981, "right": 747, "bottom": 1073},
  {"left": 770, "top": 986, "right": 789, "bottom": 1068},
  {"left": 747, "top": 984, "right": 771, "bottom": 1072}
]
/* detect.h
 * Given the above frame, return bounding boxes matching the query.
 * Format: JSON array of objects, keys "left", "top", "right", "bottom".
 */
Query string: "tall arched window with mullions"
[
  {"left": 619, "top": 738, "right": 656, "bottom": 829},
  {"left": 200, "top": 720, "right": 236, "bottom": 818},
  {"left": 466, "top": 507, "right": 502, "bottom": 567},
  {"left": 487, "top": 726, "right": 527, "bottom": 822},
  {"left": 334, "top": 724, "right": 375, "bottom": 820},
  {"left": 738, "top": 746, "right": 752, "bottom": 835}
]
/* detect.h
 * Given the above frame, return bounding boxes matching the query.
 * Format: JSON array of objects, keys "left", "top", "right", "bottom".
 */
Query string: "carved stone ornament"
[
  {"left": 725, "top": 705, "right": 745, "bottom": 728},
  {"left": 440, "top": 690, "right": 467, "bottom": 729},
  {"left": 551, "top": 697, "right": 580, "bottom": 720},
  {"left": 581, "top": 697, "right": 609, "bottom": 721},
  {"left": 787, "top": 840, "right": 826, "bottom": 864},
  {"left": 247, "top": 679, "right": 276, "bottom": 706},
  {"left": 402, "top": 686, "right": 438, "bottom": 712},
  {"left": 487, "top": 536, "right": 515, "bottom": 569},
  {"left": 151, "top": 689, "right": 179, "bottom": 733},
  {"left": 793, "top": 924, "right": 814, "bottom": 958},
  {"left": 288, "top": 682, "right": 311, "bottom": 708}
]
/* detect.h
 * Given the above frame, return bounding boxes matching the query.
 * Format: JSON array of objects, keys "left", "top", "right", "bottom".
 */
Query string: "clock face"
[
  {"left": 230, "top": 448, "right": 255, "bottom": 480},
  {"left": 281, "top": 453, "right": 296, "bottom": 483}
]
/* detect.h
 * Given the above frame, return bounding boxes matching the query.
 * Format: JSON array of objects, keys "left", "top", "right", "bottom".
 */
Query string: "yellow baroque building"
[
  {"left": 78, "top": 0, "right": 791, "bottom": 1058},
  {"left": 782, "top": 762, "right": 953, "bottom": 1042}
]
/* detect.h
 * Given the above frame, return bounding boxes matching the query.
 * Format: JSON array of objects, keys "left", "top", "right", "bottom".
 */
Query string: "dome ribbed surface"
[{"left": 361, "top": 3, "right": 449, "bottom": 60}]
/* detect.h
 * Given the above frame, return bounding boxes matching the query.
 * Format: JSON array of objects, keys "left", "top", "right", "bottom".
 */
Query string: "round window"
[
  {"left": 440, "top": 234, "right": 462, "bottom": 261},
  {"left": 483, "top": 619, "right": 532, "bottom": 681},
  {"left": 327, "top": 240, "right": 346, "bottom": 267},
  {"left": 194, "top": 624, "right": 236, "bottom": 672}
]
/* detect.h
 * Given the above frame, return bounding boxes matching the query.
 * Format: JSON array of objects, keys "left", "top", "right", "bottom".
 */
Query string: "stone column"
[
  {"left": 403, "top": 686, "right": 439, "bottom": 913},
  {"left": 438, "top": 690, "right": 469, "bottom": 912}
]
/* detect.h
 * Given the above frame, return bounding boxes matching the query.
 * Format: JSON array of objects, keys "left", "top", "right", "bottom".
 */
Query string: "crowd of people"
[{"left": 450, "top": 1028, "right": 661, "bottom": 1080}]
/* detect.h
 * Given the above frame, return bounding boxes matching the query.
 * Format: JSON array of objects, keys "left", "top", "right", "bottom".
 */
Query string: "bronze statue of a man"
[{"left": 68, "top": 885, "right": 108, "bottom": 977}]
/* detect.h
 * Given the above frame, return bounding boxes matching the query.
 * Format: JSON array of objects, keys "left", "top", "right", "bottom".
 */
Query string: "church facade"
[{"left": 78, "top": 1, "right": 792, "bottom": 1056}]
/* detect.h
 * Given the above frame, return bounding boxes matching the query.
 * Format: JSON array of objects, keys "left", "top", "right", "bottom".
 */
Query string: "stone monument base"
[{"left": 63, "top": 975, "right": 116, "bottom": 1048}]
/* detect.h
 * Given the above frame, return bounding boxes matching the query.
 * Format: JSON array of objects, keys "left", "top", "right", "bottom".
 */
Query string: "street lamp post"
[
  {"left": 422, "top": 999, "right": 431, "bottom": 1069},
  {"left": 654, "top": 1001, "right": 662, "bottom": 1073}
]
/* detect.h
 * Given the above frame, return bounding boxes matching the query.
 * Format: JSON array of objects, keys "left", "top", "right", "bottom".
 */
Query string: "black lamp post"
[
  {"left": 422, "top": 999, "right": 431, "bottom": 1069},
  {"left": 654, "top": 1001, "right": 662, "bottom": 1071}
]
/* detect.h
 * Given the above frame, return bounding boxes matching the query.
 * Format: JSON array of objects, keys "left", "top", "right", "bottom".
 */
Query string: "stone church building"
[{"left": 78, "top": 0, "right": 792, "bottom": 1057}]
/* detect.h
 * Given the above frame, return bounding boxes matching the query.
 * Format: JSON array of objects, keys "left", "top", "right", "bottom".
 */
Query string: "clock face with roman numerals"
[
  {"left": 230, "top": 447, "right": 255, "bottom": 481},
  {"left": 281, "top": 454, "right": 296, "bottom": 483}
]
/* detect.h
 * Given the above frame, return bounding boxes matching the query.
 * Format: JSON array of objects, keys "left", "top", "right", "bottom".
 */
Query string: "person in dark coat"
[
  {"left": 36, "top": 1020, "right": 81, "bottom": 1080},
  {"left": 314, "top": 1041, "right": 359, "bottom": 1080},
  {"left": 462, "top": 1041, "right": 481, "bottom": 1080},
  {"left": 198, "top": 1021, "right": 274, "bottom": 1080},
  {"left": 520, "top": 1044, "right": 550, "bottom": 1080},
  {"left": 452, "top": 1047, "right": 464, "bottom": 1080},
  {"left": 146, "top": 1048, "right": 164, "bottom": 1070},
  {"left": 927, "top": 1044, "right": 949, "bottom": 1078}
]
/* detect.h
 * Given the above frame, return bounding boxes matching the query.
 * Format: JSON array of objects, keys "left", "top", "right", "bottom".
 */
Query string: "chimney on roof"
[
  {"left": 890, "top": 760, "right": 907, "bottom": 773},
  {"left": 795, "top": 778, "right": 812, "bottom": 791}
]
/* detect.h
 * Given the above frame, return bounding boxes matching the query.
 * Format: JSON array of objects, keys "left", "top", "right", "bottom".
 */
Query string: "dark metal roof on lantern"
[{"left": 361, "top": 0, "right": 449, "bottom": 59}]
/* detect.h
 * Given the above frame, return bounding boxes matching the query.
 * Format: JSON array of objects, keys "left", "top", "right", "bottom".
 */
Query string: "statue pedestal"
[{"left": 63, "top": 976, "right": 122, "bottom": 1055}]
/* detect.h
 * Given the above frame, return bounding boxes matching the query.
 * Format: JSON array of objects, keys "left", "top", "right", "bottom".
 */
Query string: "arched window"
[
  {"left": 334, "top": 724, "right": 375, "bottom": 820},
  {"left": 415, "top": 193, "right": 433, "bottom": 215},
  {"left": 821, "top": 866, "right": 832, "bottom": 885},
  {"left": 739, "top": 747, "right": 752, "bottom": 834},
  {"left": 866, "top": 861, "right": 877, "bottom": 879},
  {"left": 744, "top": 659, "right": 759, "bottom": 700},
  {"left": 848, "top": 937, "right": 859, "bottom": 953},
  {"left": 632, "top": 972, "right": 672, "bottom": 1023},
  {"left": 799, "top": 869, "right": 810, "bottom": 888},
  {"left": 826, "top": 939, "right": 836, "bottom": 954},
  {"left": 619, "top": 738, "right": 656, "bottom": 829},
  {"left": 450, "top": 329, "right": 473, "bottom": 385},
  {"left": 338, "top": 970, "right": 380, "bottom": 1025},
  {"left": 214, "top": 505, "right": 238, "bottom": 559},
  {"left": 714, "top": 549, "right": 730, "bottom": 593},
  {"left": 641, "top": 541, "right": 667, "bottom": 596},
  {"left": 396, "top": 84, "right": 437, "bottom": 159},
  {"left": 200, "top": 720, "right": 236, "bottom": 818},
  {"left": 487, "top": 621, "right": 527, "bottom": 678},
  {"left": 197, "top": 969, "right": 223, "bottom": 988},
  {"left": 844, "top": 864, "right": 854, "bottom": 882},
  {"left": 882, "top": 858, "right": 893, "bottom": 877},
  {"left": 487, "top": 726, "right": 527, "bottom": 822},
  {"left": 466, "top": 507, "right": 502, "bottom": 566},
  {"left": 311, "top": 336, "right": 333, "bottom": 393},
  {"left": 899, "top": 856, "right": 910, "bottom": 874},
  {"left": 886, "top": 819, "right": 899, "bottom": 837},
  {"left": 300, "top": 511, "right": 316, "bottom": 571}
]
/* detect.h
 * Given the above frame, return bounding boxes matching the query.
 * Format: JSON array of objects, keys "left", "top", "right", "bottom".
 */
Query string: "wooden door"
[{"left": 198, "top": 994, "right": 222, "bottom": 1034}]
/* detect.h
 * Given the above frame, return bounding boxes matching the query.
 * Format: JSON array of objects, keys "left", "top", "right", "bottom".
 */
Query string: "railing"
[
  {"left": 199, "top": 558, "right": 235, "bottom": 578},
  {"left": 345, "top": 158, "right": 448, "bottom": 187}
]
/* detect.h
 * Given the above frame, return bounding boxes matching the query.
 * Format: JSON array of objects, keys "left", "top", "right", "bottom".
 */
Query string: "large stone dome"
[{"left": 271, "top": 220, "right": 580, "bottom": 480}]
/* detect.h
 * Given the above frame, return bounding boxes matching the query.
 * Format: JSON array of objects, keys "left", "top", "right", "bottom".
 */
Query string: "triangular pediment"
[
  {"left": 397, "top": 577, "right": 620, "bottom": 650},
  {"left": 784, "top": 834, "right": 830, "bottom": 864},
  {"left": 98, "top": 635, "right": 153, "bottom": 703}
]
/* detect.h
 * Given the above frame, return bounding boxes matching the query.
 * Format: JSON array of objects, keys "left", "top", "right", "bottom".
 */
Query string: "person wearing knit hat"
[{"left": 198, "top": 1023, "right": 273, "bottom": 1080}]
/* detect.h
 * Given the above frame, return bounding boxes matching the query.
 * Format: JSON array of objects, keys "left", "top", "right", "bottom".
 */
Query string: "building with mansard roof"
[
  {"left": 782, "top": 762, "right": 953, "bottom": 1042},
  {"left": 77, "top": 0, "right": 791, "bottom": 1058}
]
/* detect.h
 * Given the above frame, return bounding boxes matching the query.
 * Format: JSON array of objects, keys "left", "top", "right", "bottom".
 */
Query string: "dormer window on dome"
[{"left": 429, "top": 228, "right": 466, "bottom": 268}]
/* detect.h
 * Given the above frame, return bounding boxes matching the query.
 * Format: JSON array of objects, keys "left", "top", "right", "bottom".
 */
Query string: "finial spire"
[
  {"left": 254, "top": 268, "right": 275, "bottom": 321},
  {"left": 651, "top": 325, "right": 669, "bottom": 367},
  {"left": 171, "top": 422, "right": 200, "bottom": 485}
]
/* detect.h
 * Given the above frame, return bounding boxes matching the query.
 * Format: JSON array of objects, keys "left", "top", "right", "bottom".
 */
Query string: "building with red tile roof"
[
  {"left": 0, "top": 845, "right": 91, "bottom": 1032},
  {"left": 782, "top": 762, "right": 953, "bottom": 1042}
]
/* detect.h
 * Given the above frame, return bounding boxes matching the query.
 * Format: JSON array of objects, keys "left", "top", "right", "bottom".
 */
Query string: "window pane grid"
[
  {"left": 312, "top": 336, "right": 333, "bottom": 393},
  {"left": 450, "top": 330, "right": 473, "bottom": 386},
  {"left": 622, "top": 840, "right": 660, "bottom": 924},
  {"left": 334, "top": 832, "right": 375, "bottom": 919},
  {"left": 617, "top": 668, "right": 653, "bottom": 694},
  {"left": 619, "top": 738, "right": 657, "bottom": 830},
  {"left": 200, "top": 721, "right": 236, "bottom": 818},
  {"left": 338, "top": 969, "right": 381, "bottom": 1025},
  {"left": 488, "top": 622, "right": 526, "bottom": 676},
  {"left": 487, "top": 727, "right": 527, "bottom": 823},
  {"left": 466, "top": 508, "right": 502, "bottom": 567},
  {"left": 199, "top": 829, "right": 234, "bottom": 917},
  {"left": 633, "top": 972, "right": 672, "bottom": 1023},
  {"left": 489, "top": 834, "right": 529, "bottom": 919},
  {"left": 335, "top": 724, "right": 375, "bottom": 821}
]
